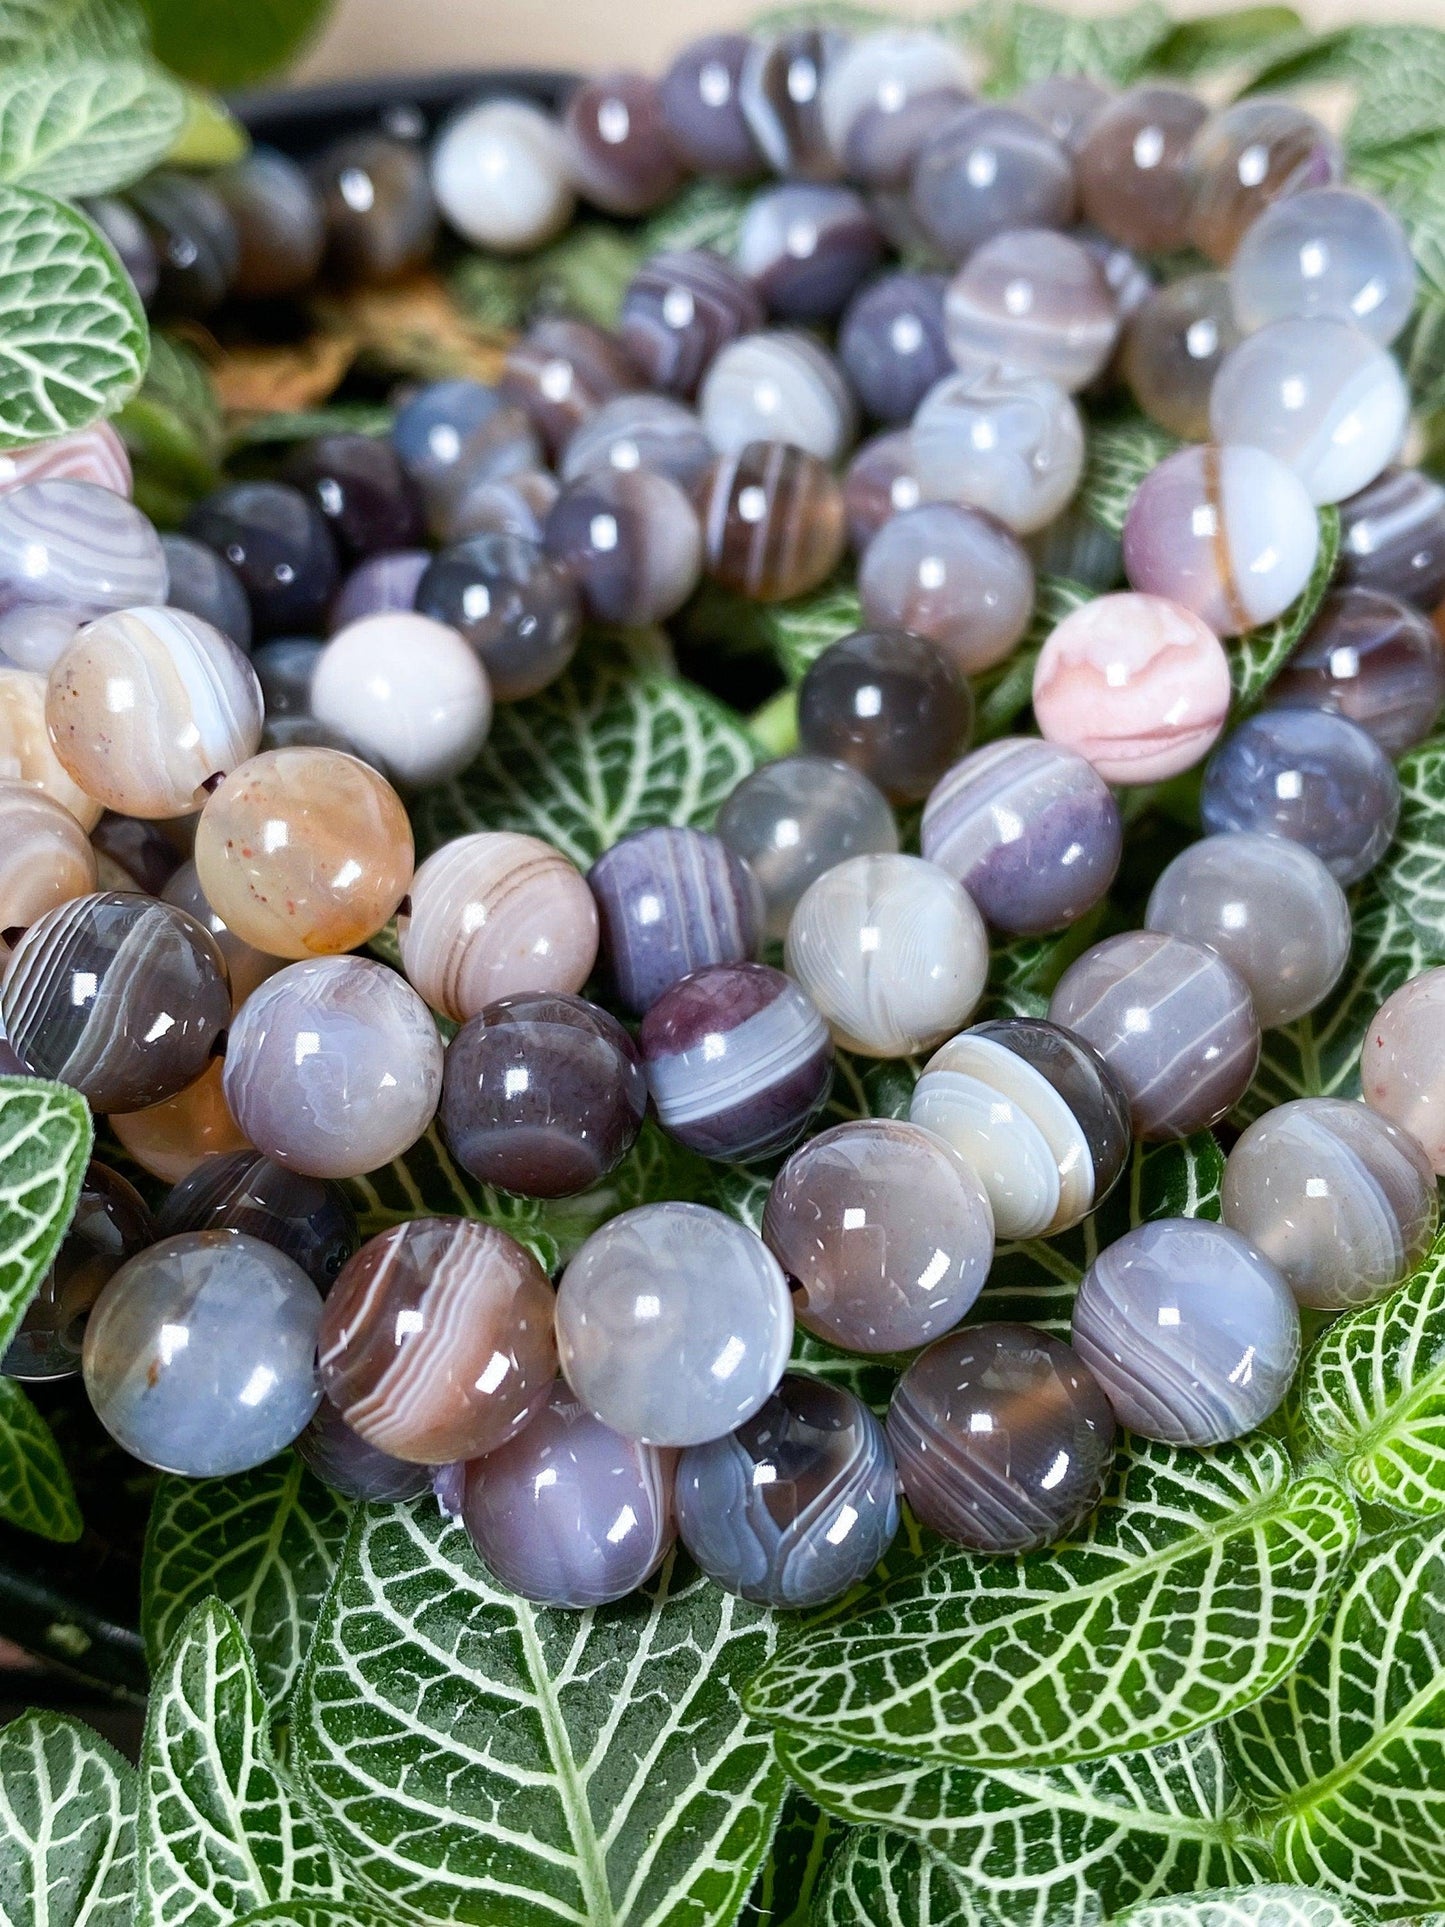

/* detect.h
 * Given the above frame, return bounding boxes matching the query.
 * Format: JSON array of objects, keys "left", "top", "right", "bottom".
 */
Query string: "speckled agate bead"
[
  {"left": 0, "top": 481, "right": 166, "bottom": 668},
  {"left": 564, "top": 71, "right": 685, "bottom": 217},
  {"left": 310, "top": 612, "right": 493, "bottom": 787},
  {"left": 910, "top": 104, "right": 1076, "bottom": 262},
  {"left": 588, "top": 824, "right": 761, "bottom": 1016},
  {"left": 156, "top": 1150, "right": 359, "bottom": 1292},
  {"left": 1338, "top": 467, "right": 1445, "bottom": 611},
  {"left": 842, "top": 431, "right": 922, "bottom": 552},
  {"left": 3, "top": 1162, "right": 152, "bottom": 1381},
  {"left": 543, "top": 467, "right": 702, "bottom": 624},
  {"left": 1073, "top": 1220, "right": 1299, "bottom": 1446},
  {"left": 694, "top": 441, "right": 847, "bottom": 601},
  {"left": 186, "top": 481, "right": 340, "bottom": 640},
  {"left": 1223, "top": 1098, "right": 1438, "bottom": 1310},
  {"left": 1361, "top": 968, "right": 1445, "bottom": 1174},
  {"left": 699, "top": 330, "right": 856, "bottom": 464},
  {"left": 320, "top": 1217, "right": 556, "bottom": 1462},
  {"left": 430, "top": 98, "right": 575, "bottom": 253},
  {"left": 1271, "top": 587, "right": 1445, "bottom": 756},
  {"left": 160, "top": 860, "right": 281, "bottom": 1012},
  {"left": 557, "top": 1202, "right": 793, "bottom": 1446},
  {"left": 1230, "top": 186, "right": 1416, "bottom": 344},
  {"left": 619, "top": 250, "right": 766, "bottom": 400},
  {"left": 1185, "top": 99, "right": 1341, "bottom": 265},
  {"left": 0, "top": 781, "right": 96, "bottom": 938},
  {"left": 501, "top": 318, "right": 641, "bottom": 461},
  {"left": 560, "top": 394, "right": 714, "bottom": 492},
  {"left": 887, "top": 1323, "right": 1116, "bottom": 1553},
  {"left": 736, "top": 183, "right": 882, "bottom": 322},
  {"left": 0, "top": 423, "right": 131, "bottom": 498},
  {"left": 311, "top": 133, "right": 438, "bottom": 284},
  {"left": 1049, "top": 930, "right": 1260, "bottom": 1139},
  {"left": 764, "top": 1119, "right": 992, "bottom": 1351},
  {"left": 944, "top": 230, "right": 1118, "bottom": 393},
  {"left": 110, "top": 1060, "right": 251, "bottom": 1185},
  {"left": 1077, "top": 86, "right": 1208, "bottom": 252},
  {"left": 858, "top": 503, "right": 1035, "bottom": 675},
  {"left": 912, "top": 364, "right": 1085, "bottom": 537},
  {"left": 1122, "top": 275, "right": 1242, "bottom": 442},
  {"left": 416, "top": 532, "right": 582, "bottom": 702},
  {"left": 798, "top": 628, "right": 973, "bottom": 804},
  {"left": 0, "top": 669, "right": 99, "bottom": 829},
  {"left": 297, "top": 1395, "right": 432, "bottom": 1502},
  {"left": 658, "top": 33, "right": 762, "bottom": 177}
]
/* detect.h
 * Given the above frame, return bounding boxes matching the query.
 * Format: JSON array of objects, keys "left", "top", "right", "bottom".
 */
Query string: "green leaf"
[
  {"left": 0, "top": 1711, "right": 136, "bottom": 1927},
  {"left": 1241, "top": 24, "right": 1445, "bottom": 152},
  {"left": 412, "top": 649, "right": 760, "bottom": 870},
  {"left": 640, "top": 177, "right": 751, "bottom": 258},
  {"left": 165, "top": 84, "right": 247, "bottom": 168},
  {"left": 779, "top": 1727, "right": 1275, "bottom": 1927},
  {"left": 0, "top": 58, "right": 185, "bottom": 196},
  {"left": 812, "top": 1827, "right": 987, "bottom": 1927},
  {"left": 1146, "top": 7, "right": 1306, "bottom": 76},
  {"left": 1376, "top": 733, "right": 1445, "bottom": 960},
  {"left": 973, "top": 577, "right": 1091, "bottom": 744},
  {"left": 740, "top": 1791, "right": 842, "bottom": 1927},
  {"left": 292, "top": 1504, "right": 784, "bottom": 1927},
  {"left": 230, "top": 1908, "right": 390, "bottom": 1927},
  {"left": 1114, "top": 1888, "right": 1383, "bottom": 1927},
  {"left": 965, "top": 0, "right": 1172, "bottom": 88},
  {"left": 744, "top": 1434, "right": 1356, "bottom": 1768},
  {"left": 0, "top": 1076, "right": 92, "bottom": 1354},
  {"left": 138, "top": 0, "right": 333, "bottom": 89},
  {"left": 1229, "top": 508, "right": 1340, "bottom": 713},
  {"left": 451, "top": 221, "right": 646, "bottom": 336},
  {"left": 1229, "top": 1519, "right": 1445, "bottom": 1910},
  {"left": 0, "top": 0, "right": 147, "bottom": 65},
  {"left": 226, "top": 403, "right": 392, "bottom": 448},
  {"left": 142, "top": 1458, "right": 351, "bottom": 1711},
  {"left": 115, "top": 329, "right": 222, "bottom": 523},
  {"left": 982, "top": 903, "right": 1108, "bottom": 1023},
  {"left": 1076, "top": 417, "right": 1180, "bottom": 539},
  {"left": 0, "top": 1375, "right": 82, "bottom": 1540},
  {"left": 140, "top": 1600, "right": 345, "bottom": 1927}
]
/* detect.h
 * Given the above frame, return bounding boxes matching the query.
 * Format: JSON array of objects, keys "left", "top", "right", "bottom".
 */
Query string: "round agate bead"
[
  {"left": 1073, "top": 1220, "right": 1298, "bottom": 1446},
  {"left": 329, "top": 550, "right": 428, "bottom": 631},
  {"left": 296, "top": 1395, "right": 432, "bottom": 1503},
  {"left": 443, "top": 473, "right": 559, "bottom": 548},
  {"left": 564, "top": 71, "right": 685, "bottom": 217},
  {"left": 619, "top": 250, "right": 765, "bottom": 400},
  {"left": 1077, "top": 86, "right": 1208, "bottom": 252},
  {"left": 416, "top": 532, "right": 580, "bottom": 703},
  {"left": 1362, "top": 968, "right": 1445, "bottom": 1174},
  {"left": 160, "top": 535, "right": 252, "bottom": 654},
  {"left": 156, "top": 1150, "right": 358, "bottom": 1292},
  {"left": 1338, "top": 467, "right": 1445, "bottom": 611},
  {"left": 1122, "top": 274, "right": 1242, "bottom": 442},
  {"left": 1146, "top": 833, "right": 1350, "bottom": 1030},
  {"left": 501, "top": 317, "right": 641, "bottom": 461},
  {"left": 194, "top": 747, "right": 413, "bottom": 959},
  {"left": 560, "top": 394, "right": 713, "bottom": 492},
  {"left": 91, "top": 813, "right": 188, "bottom": 897},
  {"left": 736, "top": 183, "right": 882, "bottom": 322},
  {"left": 110, "top": 1060, "right": 249, "bottom": 1187},
  {"left": 463, "top": 1381, "right": 677, "bottom": 1607},
  {"left": 676, "top": 1374, "right": 898, "bottom": 1607},
  {"left": 1271, "top": 587, "right": 1445, "bottom": 756},
  {"left": 798, "top": 628, "right": 972, "bottom": 805},
  {"left": 1230, "top": 186, "right": 1416, "bottom": 344},
  {"left": 440, "top": 992, "right": 645, "bottom": 1197},
  {"left": 0, "top": 423, "right": 131, "bottom": 499},
  {"left": 658, "top": 32, "right": 762, "bottom": 178},
  {"left": 694, "top": 442, "right": 847, "bottom": 601},
  {"left": 0, "top": 780, "right": 96, "bottom": 938},
  {"left": 909, "top": 105, "right": 1075, "bottom": 262},
  {"left": 1200, "top": 708, "right": 1400, "bottom": 885},
  {"left": 186, "top": 482, "right": 340, "bottom": 639},
  {"left": 843, "top": 431, "right": 923, "bottom": 552},
  {"left": 1077, "top": 226, "right": 1157, "bottom": 322},
  {"left": 283, "top": 433, "right": 422, "bottom": 562},
  {"left": 86, "top": 193, "right": 159, "bottom": 305},
  {"left": 1210, "top": 318, "right": 1408, "bottom": 506},
  {"left": 1122, "top": 445, "right": 1319, "bottom": 637},
  {"left": 786, "top": 852, "right": 988, "bottom": 1059},
  {"left": 0, "top": 668, "right": 99, "bottom": 828},
  {"left": 912, "top": 364, "right": 1085, "bottom": 537},
  {"left": 1049, "top": 931, "right": 1260, "bottom": 1140},
  {"left": 944, "top": 230, "right": 1118, "bottom": 393},
  {"left": 557, "top": 1202, "right": 793, "bottom": 1446},
  {"left": 1224, "top": 1098, "right": 1439, "bottom": 1310},
  {"left": 431, "top": 97, "right": 574, "bottom": 253},
  {"left": 640, "top": 961, "right": 833, "bottom": 1160},
  {"left": 819, "top": 28, "right": 973, "bottom": 167},
  {"left": 1028, "top": 508, "right": 1123, "bottom": 593},
  {"left": 543, "top": 468, "right": 702, "bottom": 624},
  {"left": 0, "top": 481, "right": 166, "bottom": 656},
  {"left": 1015, "top": 75, "right": 1112, "bottom": 153},
  {"left": 910, "top": 1019, "right": 1129, "bottom": 1240},
  {"left": 715, "top": 754, "right": 898, "bottom": 942},
  {"left": 1185, "top": 99, "right": 1340, "bottom": 265},
  {"left": 320, "top": 1217, "right": 556, "bottom": 1462},
  {"left": 311, "top": 133, "right": 438, "bottom": 283},
  {"left": 588, "top": 825, "right": 760, "bottom": 1017},
  {"left": 837, "top": 272, "right": 949, "bottom": 426},
  {"left": 310, "top": 612, "right": 492, "bottom": 788},
  {"left": 3, "top": 1162, "right": 151, "bottom": 1381},
  {"left": 398, "top": 831, "right": 598, "bottom": 1022},
  {"left": 764, "top": 1119, "right": 992, "bottom": 1351},
  {"left": 224, "top": 957, "right": 442, "bottom": 1179},
  {"left": 392, "top": 378, "right": 542, "bottom": 525},
  {"left": 739, "top": 28, "right": 846, "bottom": 181},
  {"left": 212, "top": 146, "right": 325, "bottom": 298},
  {"left": 888, "top": 1323, "right": 1116, "bottom": 1553},
  {"left": 130, "top": 172, "right": 239, "bottom": 315},
  {"left": 1033, "top": 592, "right": 1231, "bottom": 784},
  {"left": 3, "top": 892, "right": 229, "bottom": 1111},
  {"left": 699, "top": 330, "right": 856, "bottom": 464},
  {"left": 921, "top": 738, "right": 1121, "bottom": 936},
  {"left": 161, "top": 859, "right": 282, "bottom": 1012},
  {"left": 858, "top": 503, "right": 1034, "bottom": 675}
]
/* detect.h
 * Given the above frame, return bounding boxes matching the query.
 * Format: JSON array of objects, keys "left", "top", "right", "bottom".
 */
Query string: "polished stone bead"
[
  {"left": 156, "top": 1149, "right": 359, "bottom": 1292},
  {"left": 1034, "top": 591, "right": 1231, "bottom": 783},
  {"left": 659, "top": 32, "right": 763, "bottom": 178},
  {"left": 837, "top": 271, "right": 950, "bottom": 425},
  {"left": 1338, "top": 467, "right": 1445, "bottom": 611},
  {"left": 501, "top": 317, "right": 642, "bottom": 461},
  {"left": 619, "top": 249, "right": 765, "bottom": 402},
  {"left": 715, "top": 754, "right": 897, "bottom": 942},
  {"left": 945, "top": 229, "right": 1118, "bottom": 393},
  {"left": 887, "top": 1322, "right": 1116, "bottom": 1552},
  {"left": 296, "top": 1394, "right": 433, "bottom": 1502},
  {"left": 798, "top": 628, "right": 973, "bottom": 805},
  {"left": 444, "top": 472, "right": 560, "bottom": 548},
  {"left": 416, "top": 532, "right": 581, "bottom": 703},
  {"left": 110, "top": 1059, "right": 251, "bottom": 1186},
  {"left": 563, "top": 70, "right": 685, "bottom": 218},
  {"left": 1223, "top": 1097, "right": 1439, "bottom": 1310},
  {"left": 1185, "top": 99, "right": 1341, "bottom": 265},
  {"left": 912, "top": 363, "right": 1085, "bottom": 536},
  {"left": 1361, "top": 968, "right": 1445, "bottom": 1173},
  {"left": 328, "top": 549, "right": 429, "bottom": 633},
  {"left": 910, "top": 104, "right": 1076, "bottom": 261},
  {"left": 82, "top": 195, "right": 159, "bottom": 306},
  {"left": 739, "top": 28, "right": 848, "bottom": 181},
  {"left": 320, "top": 1217, "right": 556, "bottom": 1461},
  {"left": 786, "top": 851, "right": 988, "bottom": 1058},
  {"left": 2, "top": 1162, "right": 152, "bottom": 1381},
  {"left": 737, "top": 183, "right": 882, "bottom": 322},
  {"left": 310, "top": 612, "right": 492, "bottom": 788},
  {"left": 430, "top": 97, "right": 574, "bottom": 253},
  {"left": 1015, "top": 75, "right": 1112, "bottom": 153},
  {"left": 765, "top": 1118, "right": 992, "bottom": 1350},
  {"left": 129, "top": 172, "right": 240, "bottom": 316},
  {"left": 463, "top": 1380, "right": 677, "bottom": 1606},
  {"left": 1200, "top": 708, "right": 1400, "bottom": 885},
  {"left": 842, "top": 430, "right": 923, "bottom": 552},
  {"left": 1123, "top": 444, "right": 1319, "bottom": 638},
  {"left": 695, "top": 441, "right": 847, "bottom": 601},
  {"left": 0, "top": 481, "right": 166, "bottom": 668},
  {"left": 0, "top": 668, "right": 99, "bottom": 829},
  {"left": 440, "top": 992, "right": 645, "bottom": 1197},
  {"left": 212, "top": 146, "right": 326, "bottom": 299},
  {"left": 1028, "top": 507, "right": 1123, "bottom": 592},
  {"left": 90, "top": 813, "right": 188, "bottom": 897},
  {"left": 1230, "top": 186, "right": 1416, "bottom": 344},
  {"left": 0, "top": 423, "right": 131, "bottom": 501},
  {"left": 1211, "top": 318, "right": 1408, "bottom": 507},
  {"left": 699, "top": 329, "right": 856, "bottom": 463},
  {"left": 543, "top": 468, "right": 702, "bottom": 625},
  {"left": 1049, "top": 930, "right": 1260, "bottom": 1139},
  {"left": 0, "top": 779, "right": 96, "bottom": 938},
  {"left": 560, "top": 393, "right": 713, "bottom": 493},
  {"left": 311, "top": 133, "right": 438, "bottom": 283},
  {"left": 1122, "top": 274, "right": 1242, "bottom": 441},
  {"left": 640, "top": 960, "right": 833, "bottom": 1160},
  {"left": 1076, "top": 86, "right": 1208, "bottom": 252},
  {"left": 819, "top": 28, "right": 973, "bottom": 170},
  {"left": 1145, "top": 832, "right": 1350, "bottom": 1030},
  {"left": 161, "top": 859, "right": 282, "bottom": 1012},
  {"left": 392, "top": 378, "right": 543, "bottom": 530},
  {"left": 1076, "top": 224, "right": 1156, "bottom": 321},
  {"left": 283, "top": 434, "right": 423, "bottom": 562},
  {"left": 250, "top": 637, "right": 323, "bottom": 717},
  {"left": 160, "top": 534, "right": 252, "bottom": 654},
  {"left": 399, "top": 830, "right": 598, "bottom": 1022},
  {"left": 858, "top": 502, "right": 1034, "bottom": 675},
  {"left": 557, "top": 1201, "right": 793, "bottom": 1445},
  {"left": 589, "top": 824, "right": 761, "bottom": 1017},
  {"left": 921, "top": 737, "right": 1121, "bottom": 936},
  {"left": 1271, "top": 586, "right": 1445, "bottom": 756},
  {"left": 910, "top": 1018, "right": 1129, "bottom": 1240},
  {"left": 224, "top": 957, "right": 442, "bottom": 1179},
  {"left": 186, "top": 482, "right": 340, "bottom": 639}
]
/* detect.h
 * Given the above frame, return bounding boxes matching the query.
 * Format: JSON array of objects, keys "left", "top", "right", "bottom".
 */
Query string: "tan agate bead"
[
  {"left": 111, "top": 1061, "right": 252, "bottom": 1185},
  {"left": 193, "top": 747, "right": 413, "bottom": 961},
  {"left": 0, "top": 668, "right": 100, "bottom": 829},
  {"left": 0, "top": 780, "right": 97, "bottom": 936},
  {"left": 397, "top": 830, "right": 599, "bottom": 1022}
]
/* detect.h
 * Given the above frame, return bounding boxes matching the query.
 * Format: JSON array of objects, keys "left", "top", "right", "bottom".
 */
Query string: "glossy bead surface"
[
  {"left": 195, "top": 747, "right": 410, "bottom": 960},
  {"left": 186, "top": 482, "right": 340, "bottom": 639},
  {"left": 0, "top": 482, "right": 165, "bottom": 658},
  {"left": 699, "top": 330, "right": 856, "bottom": 463},
  {"left": 283, "top": 434, "right": 422, "bottom": 562},
  {"left": 392, "top": 378, "right": 543, "bottom": 528},
  {"left": 543, "top": 468, "right": 702, "bottom": 624},
  {"left": 786, "top": 852, "right": 987, "bottom": 1058},
  {"left": 224, "top": 957, "right": 442, "bottom": 1179},
  {"left": 737, "top": 183, "right": 882, "bottom": 322},
  {"left": 912, "top": 364, "right": 1085, "bottom": 536},
  {"left": 84, "top": 194, "right": 159, "bottom": 305},
  {"left": 1146, "top": 832, "right": 1350, "bottom": 1030},
  {"left": 945, "top": 229, "right": 1117, "bottom": 392},
  {"left": 798, "top": 628, "right": 972, "bottom": 805},
  {"left": 739, "top": 28, "right": 846, "bottom": 181},
  {"left": 161, "top": 859, "right": 282, "bottom": 1012},
  {"left": 111, "top": 1060, "right": 250, "bottom": 1185},
  {"left": 1122, "top": 274, "right": 1242, "bottom": 441},
  {"left": 858, "top": 503, "right": 1034, "bottom": 675},
  {"left": 640, "top": 960, "right": 833, "bottom": 1160},
  {"left": 1015, "top": 75, "right": 1112, "bottom": 153},
  {"left": 0, "top": 423, "right": 131, "bottom": 499},
  {"left": 212, "top": 146, "right": 326, "bottom": 298},
  {"left": 921, "top": 737, "right": 1121, "bottom": 936},
  {"left": 416, "top": 532, "right": 580, "bottom": 703},
  {"left": 90, "top": 813, "right": 189, "bottom": 899},
  {"left": 838, "top": 271, "right": 950, "bottom": 425},
  {"left": 431, "top": 97, "right": 574, "bottom": 253},
  {"left": 1186, "top": 99, "right": 1340, "bottom": 264},
  {"left": 910, "top": 1019, "right": 1129, "bottom": 1240},
  {"left": 658, "top": 33, "right": 762, "bottom": 178},
  {"left": 320, "top": 1217, "right": 556, "bottom": 1462},
  {"left": 130, "top": 172, "right": 239, "bottom": 315},
  {"left": 399, "top": 831, "right": 599, "bottom": 1022},
  {"left": 84, "top": 1231, "right": 321, "bottom": 1475},
  {"left": 1230, "top": 186, "right": 1416, "bottom": 344},
  {"left": 444, "top": 472, "right": 559, "bottom": 547},
  {"left": 1271, "top": 587, "right": 1445, "bottom": 756},
  {"left": 463, "top": 1381, "right": 677, "bottom": 1607},
  {"left": 1200, "top": 708, "right": 1400, "bottom": 885},
  {"left": 1223, "top": 1098, "right": 1439, "bottom": 1310},
  {"left": 1077, "top": 86, "right": 1208, "bottom": 252},
  {"left": 2, "top": 1162, "right": 152, "bottom": 1381},
  {"left": 887, "top": 1323, "right": 1116, "bottom": 1553},
  {"left": 312, "top": 133, "right": 438, "bottom": 283},
  {"left": 560, "top": 393, "right": 713, "bottom": 492},
  {"left": 0, "top": 779, "right": 96, "bottom": 937},
  {"left": 619, "top": 249, "right": 765, "bottom": 400},
  {"left": 715, "top": 754, "right": 897, "bottom": 942},
  {"left": 564, "top": 71, "right": 685, "bottom": 217},
  {"left": 440, "top": 992, "right": 645, "bottom": 1197},
  {"left": 910, "top": 104, "right": 1075, "bottom": 262},
  {"left": 842, "top": 430, "right": 922, "bottom": 552},
  {"left": 159, "top": 534, "right": 252, "bottom": 654},
  {"left": 1338, "top": 467, "right": 1445, "bottom": 610},
  {"left": 0, "top": 668, "right": 98, "bottom": 829},
  {"left": 819, "top": 28, "right": 973, "bottom": 163},
  {"left": 765, "top": 1119, "right": 991, "bottom": 1351},
  {"left": 589, "top": 824, "right": 762, "bottom": 1017},
  {"left": 297, "top": 1395, "right": 432, "bottom": 1502},
  {"left": 557, "top": 1202, "right": 793, "bottom": 1446},
  {"left": 695, "top": 441, "right": 847, "bottom": 601},
  {"left": 1049, "top": 931, "right": 1260, "bottom": 1140},
  {"left": 155, "top": 1150, "right": 359, "bottom": 1292},
  {"left": 310, "top": 612, "right": 492, "bottom": 788},
  {"left": 1028, "top": 507, "right": 1122, "bottom": 592},
  {"left": 501, "top": 317, "right": 641, "bottom": 461},
  {"left": 1362, "top": 969, "right": 1445, "bottom": 1174}
]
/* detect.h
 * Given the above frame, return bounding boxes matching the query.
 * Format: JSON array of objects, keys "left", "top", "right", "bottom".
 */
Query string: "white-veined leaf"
[
  {"left": 0, "top": 1711, "right": 135, "bottom": 1927},
  {"left": 1375, "top": 733, "right": 1445, "bottom": 960},
  {"left": 0, "top": 0, "right": 147, "bottom": 64},
  {"left": 740, "top": 1790, "right": 843, "bottom": 1927},
  {"left": 1229, "top": 509, "right": 1339, "bottom": 713},
  {"left": 811, "top": 1827, "right": 992, "bottom": 1927},
  {"left": 1075, "top": 417, "right": 1179, "bottom": 539},
  {"left": 0, "top": 1076, "right": 91, "bottom": 1352},
  {"left": 964, "top": 0, "right": 1172, "bottom": 88},
  {"left": 0, "top": 1375, "right": 81, "bottom": 1540},
  {"left": 1114, "top": 1886, "right": 1382, "bottom": 1927},
  {"left": 0, "top": 58, "right": 185, "bottom": 196}
]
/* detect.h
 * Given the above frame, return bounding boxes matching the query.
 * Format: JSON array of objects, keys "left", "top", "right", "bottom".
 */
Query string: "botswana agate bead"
[
  {"left": 698, "top": 331, "right": 857, "bottom": 463},
  {"left": 589, "top": 825, "right": 762, "bottom": 1016},
  {"left": 909, "top": 104, "right": 1076, "bottom": 262},
  {"left": 319, "top": 1217, "right": 557, "bottom": 1463},
  {"left": 310, "top": 612, "right": 493, "bottom": 788},
  {"left": 912, "top": 364, "right": 1085, "bottom": 537},
  {"left": 1077, "top": 86, "right": 1207, "bottom": 253},
  {"left": 312, "top": 133, "right": 438, "bottom": 284},
  {"left": 329, "top": 549, "right": 430, "bottom": 631},
  {"left": 1185, "top": 99, "right": 1341, "bottom": 265},
  {"left": 156, "top": 1150, "right": 359, "bottom": 1292},
  {"left": 161, "top": 860, "right": 283, "bottom": 1013},
  {"left": 1361, "top": 968, "right": 1445, "bottom": 1175},
  {"left": 1271, "top": 587, "right": 1445, "bottom": 756},
  {"left": 888, "top": 1323, "right": 1116, "bottom": 1553},
  {"left": 798, "top": 629, "right": 972, "bottom": 805},
  {"left": 160, "top": 535, "right": 252, "bottom": 655},
  {"left": 619, "top": 250, "right": 766, "bottom": 400},
  {"left": 1231, "top": 186, "right": 1417, "bottom": 345},
  {"left": 1338, "top": 468, "right": 1445, "bottom": 611},
  {"left": 843, "top": 431, "right": 923, "bottom": 553},
  {"left": 185, "top": 482, "right": 340, "bottom": 639},
  {"left": 658, "top": 33, "right": 762, "bottom": 178},
  {"left": 564, "top": 71, "right": 685, "bottom": 217},
  {"left": 0, "top": 482, "right": 165, "bottom": 637},
  {"left": 0, "top": 780, "right": 96, "bottom": 938},
  {"left": 430, "top": 98, "right": 575, "bottom": 254},
  {"left": 838, "top": 272, "right": 950, "bottom": 426},
  {"left": 297, "top": 1395, "right": 432, "bottom": 1502},
  {"left": 0, "top": 670, "right": 99, "bottom": 829},
  {"left": 3, "top": 1162, "right": 152, "bottom": 1381},
  {"left": 858, "top": 504, "right": 1035, "bottom": 675},
  {"left": 944, "top": 230, "right": 1119, "bottom": 393},
  {"left": 501, "top": 318, "right": 642, "bottom": 460},
  {"left": 543, "top": 467, "right": 702, "bottom": 624},
  {"left": 0, "top": 423, "right": 131, "bottom": 498},
  {"left": 739, "top": 28, "right": 846, "bottom": 181},
  {"left": 694, "top": 442, "right": 847, "bottom": 601},
  {"left": 417, "top": 533, "right": 582, "bottom": 703},
  {"left": 560, "top": 394, "right": 713, "bottom": 492},
  {"left": 737, "top": 183, "right": 882, "bottom": 322},
  {"left": 111, "top": 1061, "right": 251, "bottom": 1186},
  {"left": 1122, "top": 275, "right": 1242, "bottom": 442}
]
